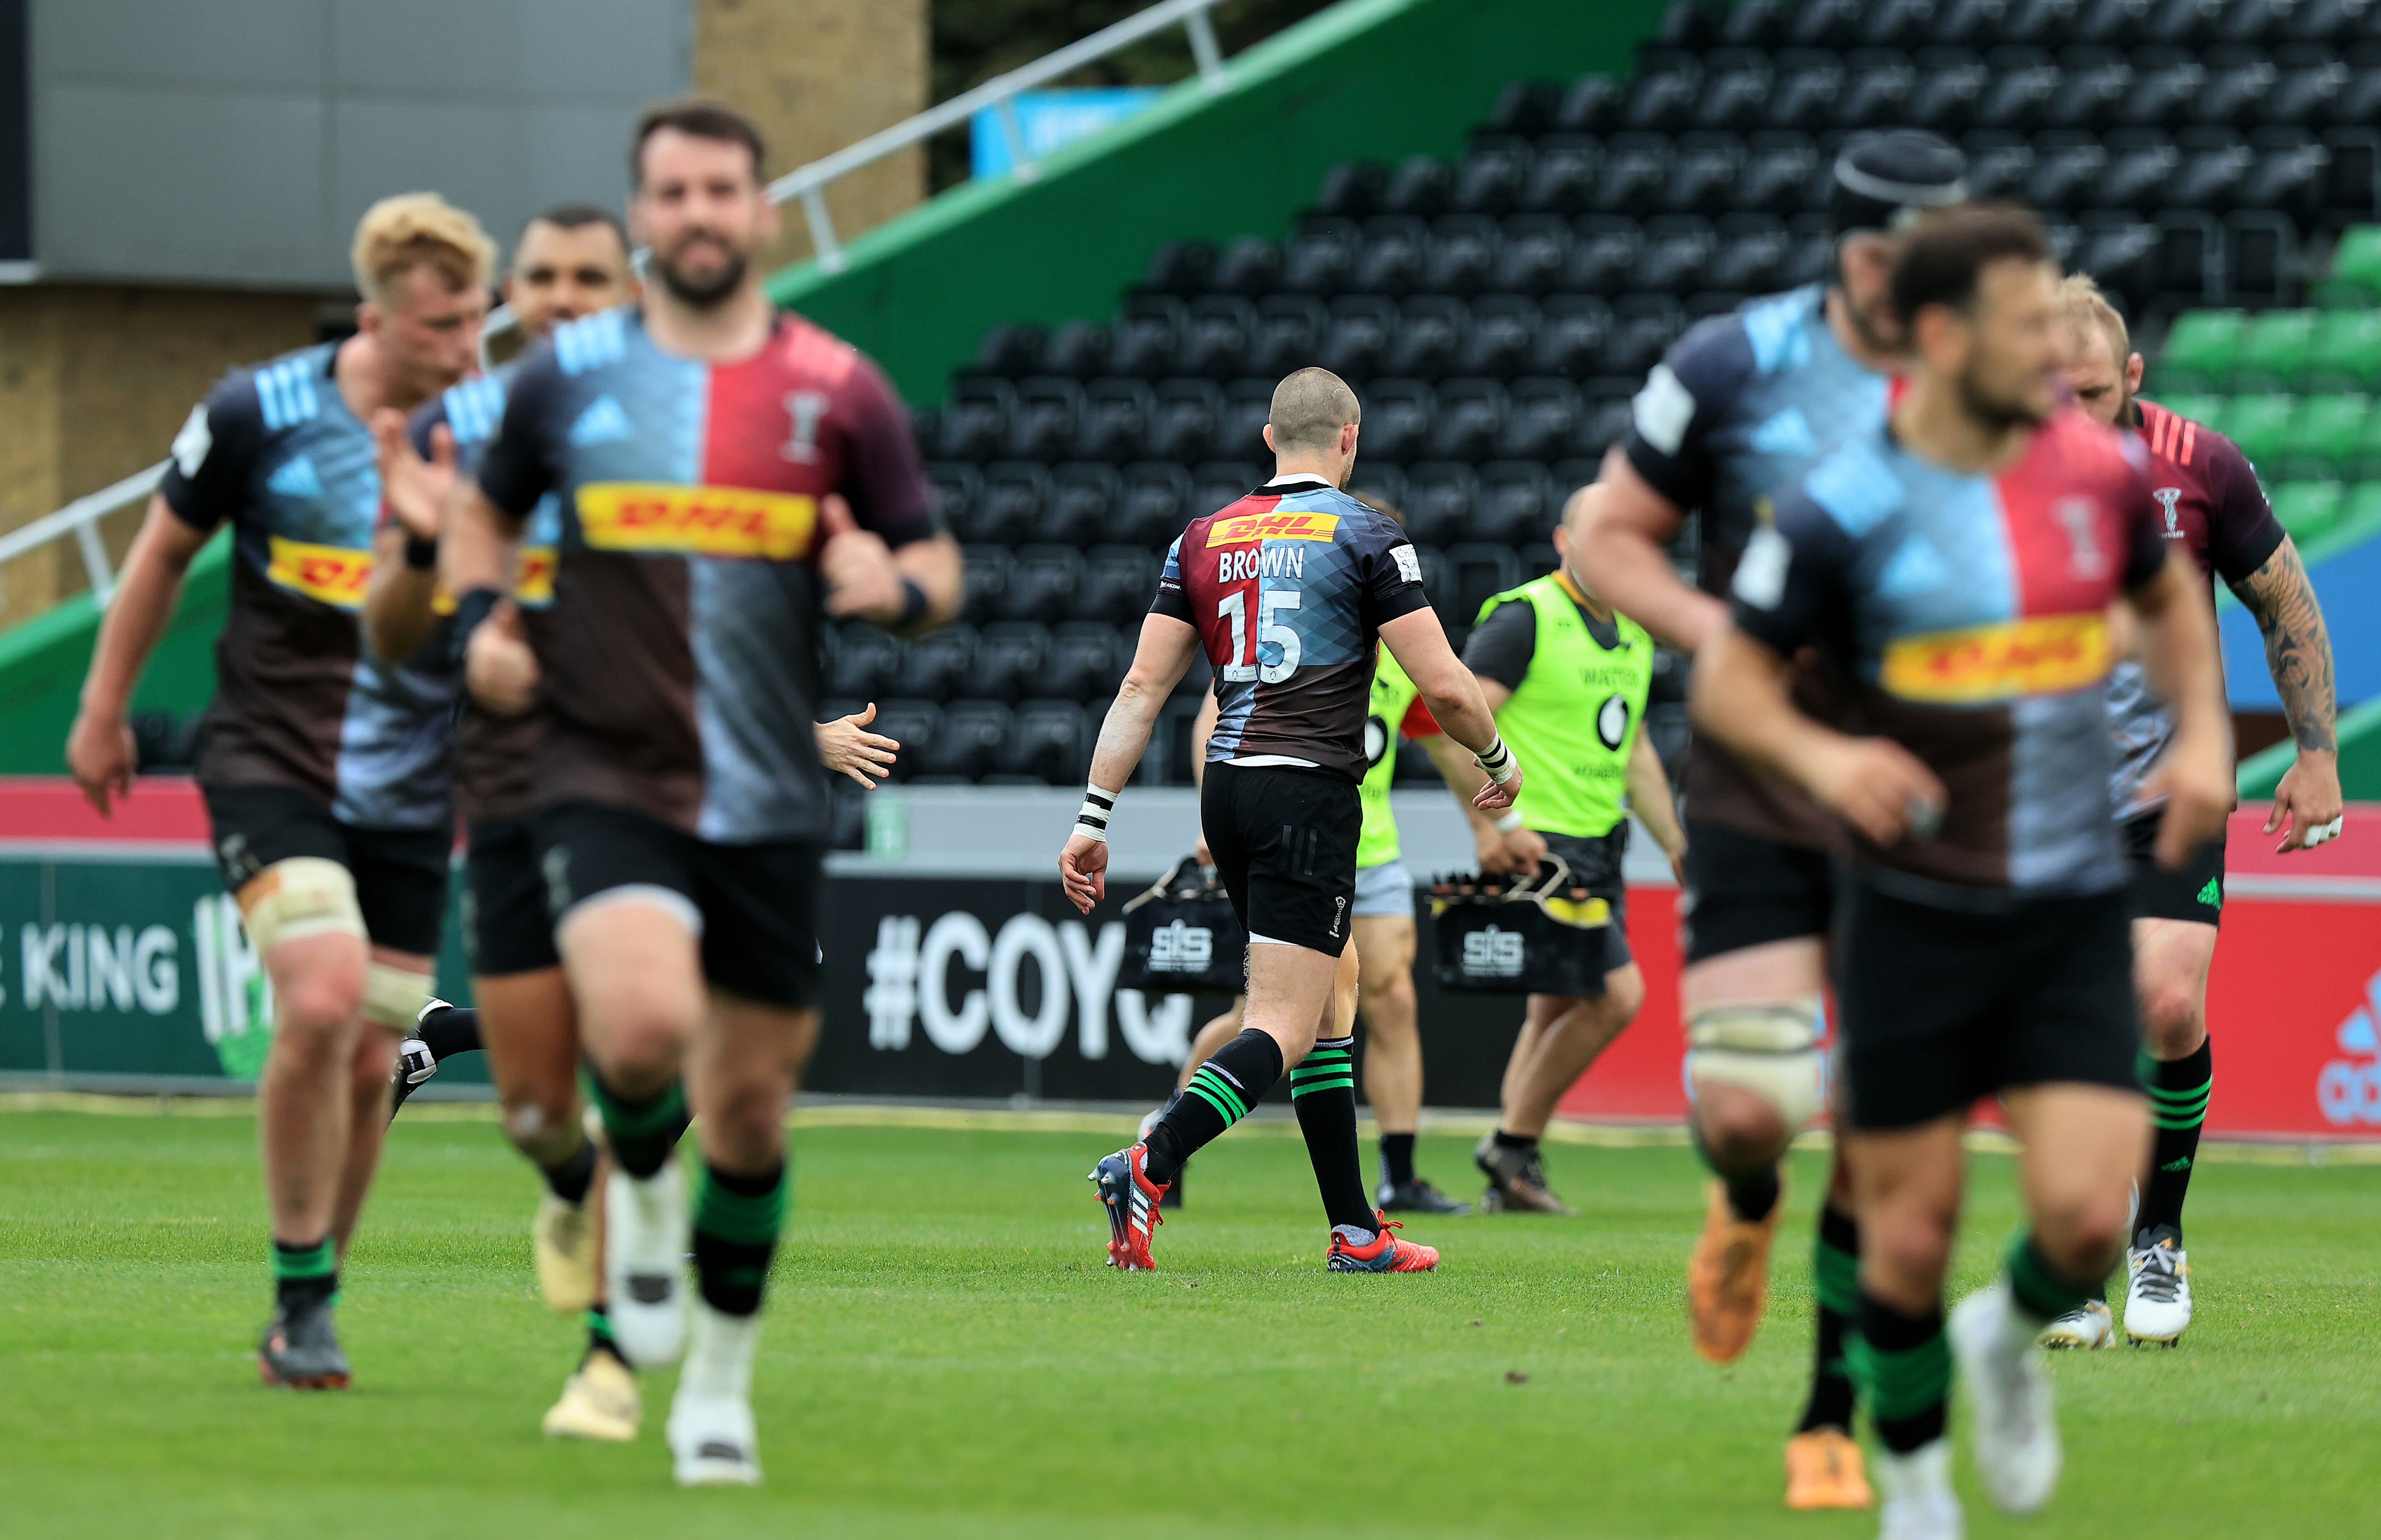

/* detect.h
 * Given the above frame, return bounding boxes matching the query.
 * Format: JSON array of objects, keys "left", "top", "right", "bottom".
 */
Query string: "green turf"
[{"left": 0, "top": 1110, "right": 2375, "bottom": 1539}]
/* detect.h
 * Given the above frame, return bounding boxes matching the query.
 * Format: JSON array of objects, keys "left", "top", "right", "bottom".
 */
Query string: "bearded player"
[{"left": 2033, "top": 275, "right": 2341, "bottom": 1349}]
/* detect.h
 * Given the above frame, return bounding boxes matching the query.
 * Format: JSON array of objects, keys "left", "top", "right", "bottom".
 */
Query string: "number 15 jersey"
[{"left": 1151, "top": 474, "right": 1430, "bottom": 782}]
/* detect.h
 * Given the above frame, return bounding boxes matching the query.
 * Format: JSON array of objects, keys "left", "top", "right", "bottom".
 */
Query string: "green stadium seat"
[
  {"left": 2317, "top": 226, "right": 2381, "bottom": 309},
  {"left": 2235, "top": 310, "right": 2319, "bottom": 391},
  {"left": 2305, "top": 310, "right": 2381, "bottom": 392},
  {"left": 2154, "top": 310, "right": 2247, "bottom": 392},
  {"left": 2215, "top": 393, "right": 2295, "bottom": 468},
  {"left": 2277, "top": 393, "right": 2372, "bottom": 479},
  {"left": 2155, "top": 391, "right": 2225, "bottom": 429},
  {"left": 2270, "top": 481, "right": 2345, "bottom": 545},
  {"left": 2333, "top": 480, "right": 2381, "bottom": 546}
]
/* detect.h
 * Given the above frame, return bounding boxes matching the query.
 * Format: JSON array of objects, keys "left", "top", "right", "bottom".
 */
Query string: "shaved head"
[{"left": 1267, "top": 367, "right": 1361, "bottom": 451}]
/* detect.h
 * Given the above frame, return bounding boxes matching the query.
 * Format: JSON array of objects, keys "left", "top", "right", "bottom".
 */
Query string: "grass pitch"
[{"left": 0, "top": 1105, "right": 2375, "bottom": 1539}]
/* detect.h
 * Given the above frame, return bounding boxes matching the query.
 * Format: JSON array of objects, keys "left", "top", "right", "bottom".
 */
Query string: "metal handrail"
[{"left": 5, "top": 0, "right": 1238, "bottom": 612}]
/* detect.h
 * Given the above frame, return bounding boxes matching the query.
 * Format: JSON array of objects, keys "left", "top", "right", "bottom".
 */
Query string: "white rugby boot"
[
  {"left": 1950, "top": 1281, "right": 2061, "bottom": 1515},
  {"left": 1874, "top": 1438, "right": 1963, "bottom": 1540},
  {"left": 2037, "top": 1297, "right": 2115, "bottom": 1350},
  {"left": 605, "top": 1156, "right": 688, "bottom": 1367},
  {"left": 668, "top": 1300, "right": 763, "bottom": 1486},
  {"left": 2123, "top": 1225, "right": 2194, "bottom": 1346}
]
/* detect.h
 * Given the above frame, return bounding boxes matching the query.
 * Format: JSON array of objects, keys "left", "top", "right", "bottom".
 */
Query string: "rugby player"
[
  {"left": 443, "top": 100, "right": 960, "bottom": 1485},
  {"left": 66, "top": 194, "right": 496, "bottom": 1388},
  {"left": 2035, "top": 276, "right": 2342, "bottom": 1349},
  {"left": 1063, "top": 367, "right": 1517, "bottom": 1273},
  {"left": 1451, "top": 485, "right": 1685, "bottom": 1215},
  {"left": 1574, "top": 128, "right": 1966, "bottom": 1506},
  {"left": 1692, "top": 204, "right": 2232, "bottom": 1539}
]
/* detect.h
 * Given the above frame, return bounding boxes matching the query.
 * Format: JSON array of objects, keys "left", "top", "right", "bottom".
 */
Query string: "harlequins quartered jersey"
[
  {"left": 1622, "top": 283, "right": 1890, "bottom": 849},
  {"left": 475, "top": 307, "right": 938, "bottom": 844},
  {"left": 1151, "top": 476, "right": 1431, "bottom": 783},
  {"left": 2104, "top": 398, "right": 2285, "bottom": 814},
  {"left": 1732, "top": 408, "right": 2168, "bottom": 902},
  {"left": 160, "top": 342, "right": 459, "bottom": 831},
  {"left": 410, "top": 366, "right": 563, "bottom": 827}
]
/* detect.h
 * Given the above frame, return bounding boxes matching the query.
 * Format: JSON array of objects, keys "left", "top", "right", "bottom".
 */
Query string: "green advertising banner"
[{"left": 0, "top": 851, "right": 480, "bottom": 1087}]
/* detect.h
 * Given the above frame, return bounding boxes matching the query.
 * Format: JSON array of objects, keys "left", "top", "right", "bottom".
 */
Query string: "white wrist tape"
[
  {"left": 1475, "top": 733, "right": 1517, "bottom": 785},
  {"left": 1075, "top": 782, "right": 1122, "bottom": 842},
  {"left": 1494, "top": 810, "right": 1525, "bottom": 833}
]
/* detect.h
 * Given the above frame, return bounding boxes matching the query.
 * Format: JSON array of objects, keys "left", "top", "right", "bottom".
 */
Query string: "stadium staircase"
[{"left": 3, "top": 0, "right": 2381, "bottom": 795}]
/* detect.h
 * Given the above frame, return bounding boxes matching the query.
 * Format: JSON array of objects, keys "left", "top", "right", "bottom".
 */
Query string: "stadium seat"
[
  {"left": 1625, "top": 51, "right": 1701, "bottom": 135},
  {"left": 1178, "top": 297, "right": 1256, "bottom": 378},
  {"left": 1665, "top": 136, "right": 1739, "bottom": 215},
  {"left": 918, "top": 702, "right": 1009, "bottom": 782},
  {"left": 1043, "top": 320, "right": 1109, "bottom": 378},
  {"left": 934, "top": 377, "right": 1012, "bottom": 461},
  {"left": 1974, "top": 51, "right": 2060, "bottom": 133},
  {"left": 977, "top": 463, "right": 1052, "bottom": 545},
  {"left": 1355, "top": 215, "right": 1428, "bottom": 295},
  {"left": 1790, "top": 0, "right": 1864, "bottom": 47},
  {"left": 1350, "top": 464, "right": 1407, "bottom": 513},
  {"left": 1861, "top": 0, "right": 1937, "bottom": 48},
  {"left": 1007, "top": 378, "right": 1081, "bottom": 462},
  {"left": 1314, "top": 161, "right": 1386, "bottom": 219},
  {"left": 1388, "top": 295, "right": 1464, "bottom": 378},
  {"left": 1000, "top": 547, "right": 1084, "bottom": 626},
  {"left": 2271, "top": 480, "right": 2346, "bottom": 543},
  {"left": 1358, "top": 379, "right": 1435, "bottom": 463},
  {"left": 2168, "top": 134, "right": 2251, "bottom": 213},
  {"left": 1765, "top": 52, "right": 1842, "bottom": 132},
  {"left": 2119, "top": 49, "right": 2204, "bottom": 130},
  {"left": 829, "top": 625, "right": 901, "bottom": 702},
  {"left": 1193, "top": 461, "right": 1261, "bottom": 515},
  {"left": 966, "top": 623, "right": 1050, "bottom": 705},
  {"left": 2218, "top": 393, "right": 2297, "bottom": 467},
  {"left": 1910, "top": 49, "right": 1990, "bottom": 134},
  {"left": 1142, "top": 241, "right": 1215, "bottom": 295},
  {"left": 1400, "top": 463, "right": 1476, "bottom": 546},
  {"left": 1564, "top": 219, "right": 1640, "bottom": 294},
  {"left": 1453, "top": 147, "right": 1527, "bottom": 216},
  {"left": 1147, "top": 378, "right": 1221, "bottom": 462},
  {"left": 2147, "top": 0, "right": 2223, "bottom": 48},
  {"left": 871, "top": 701, "right": 941, "bottom": 783},
  {"left": 1636, "top": 217, "right": 1715, "bottom": 293},
  {"left": 1517, "top": 141, "right": 1596, "bottom": 216},
  {"left": 1428, "top": 378, "right": 1505, "bottom": 462},
  {"left": 2155, "top": 310, "right": 2247, "bottom": 390},
  {"left": 959, "top": 547, "right": 1009, "bottom": 625},
  {"left": 1594, "top": 137, "right": 1673, "bottom": 217},
  {"left": 2099, "top": 133, "right": 2180, "bottom": 213},
  {"left": 1535, "top": 295, "right": 1611, "bottom": 377},
  {"left": 1211, "top": 236, "right": 1281, "bottom": 296},
  {"left": 2152, "top": 390, "right": 2225, "bottom": 431},
  {"left": 1718, "top": 0, "right": 1789, "bottom": 49},
  {"left": 2028, "top": 137, "right": 2109, "bottom": 213},
  {"left": 1046, "top": 624, "right": 1125, "bottom": 702},
  {"left": 2278, "top": 394, "right": 2371, "bottom": 479},
  {"left": 1109, "top": 294, "right": 1184, "bottom": 377},
  {"left": 1443, "top": 544, "right": 1525, "bottom": 632},
  {"left": 1463, "top": 295, "right": 1537, "bottom": 377},
  {"left": 1575, "top": 378, "right": 1640, "bottom": 459},
  {"left": 2073, "top": 217, "right": 2161, "bottom": 308},
  {"left": 1837, "top": 51, "right": 1917, "bottom": 130},
  {"left": 1050, "top": 463, "right": 1118, "bottom": 546},
  {"left": 1384, "top": 154, "right": 1454, "bottom": 218},
  {"left": 1075, "top": 379, "right": 1152, "bottom": 463},
  {"left": 1114, "top": 463, "right": 1191, "bottom": 548},
  {"left": 1000, "top": 701, "right": 1090, "bottom": 784},
  {"left": 1250, "top": 295, "right": 1329, "bottom": 377},
  {"left": 1281, "top": 218, "right": 1358, "bottom": 295},
  {"left": 1427, "top": 215, "right": 1498, "bottom": 296},
  {"left": 2337, "top": 479, "right": 2381, "bottom": 540},
  {"left": 1693, "top": 51, "right": 1769, "bottom": 133},
  {"left": 1472, "top": 463, "right": 1557, "bottom": 542},
  {"left": 926, "top": 462, "right": 980, "bottom": 537},
  {"left": 1498, "top": 377, "right": 1582, "bottom": 461},
  {"left": 971, "top": 323, "right": 1045, "bottom": 378},
  {"left": 1961, "top": 133, "right": 2035, "bottom": 203},
  {"left": 2235, "top": 311, "right": 2320, "bottom": 391},
  {"left": 1078, "top": 547, "right": 1160, "bottom": 627},
  {"left": 2051, "top": 51, "right": 2133, "bottom": 131},
  {"left": 1487, "top": 78, "right": 1564, "bottom": 138},
  {"left": 1607, "top": 295, "right": 1686, "bottom": 379},
  {"left": 1320, "top": 294, "right": 1395, "bottom": 378},
  {"left": 2320, "top": 225, "right": 2381, "bottom": 307},
  {"left": 897, "top": 627, "right": 976, "bottom": 703},
  {"left": 2306, "top": 309, "right": 2381, "bottom": 390},
  {"left": 2196, "top": 58, "right": 2279, "bottom": 129}
]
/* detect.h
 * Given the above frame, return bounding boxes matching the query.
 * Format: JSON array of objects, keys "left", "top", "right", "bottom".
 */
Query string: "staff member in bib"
[{"left": 1448, "top": 485, "right": 1686, "bottom": 1214}]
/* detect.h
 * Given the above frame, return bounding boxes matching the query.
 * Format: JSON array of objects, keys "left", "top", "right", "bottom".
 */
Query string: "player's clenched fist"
[
  {"left": 465, "top": 601, "right": 540, "bottom": 716},
  {"left": 1059, "top": 832, "right": 1108, "bottom": 914}
]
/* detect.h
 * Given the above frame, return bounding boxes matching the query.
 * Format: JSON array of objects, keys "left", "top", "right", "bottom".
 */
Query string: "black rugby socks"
[
  {"left": 272, "top": 1234, "right": 337, "bottom": 1309},
  {"left": 542, "top": 1136, "right": 598, "bottom": 1206},
  {"left": 1145, "top": 1027, "right": 1283, "bottom": 1185},
  {"left": 1379, "top": 1131, "right": 1418, "bottom": 1190},
  {"left": 2138, "top": 1039, "right": 2212, "bottom": 1242},
  {"left": 414, "top": 1004, "right": 483, "bottom": 1062},
  {"left": 1289, "top": 1035, "right": 1378, "bottom": 1233},
  {"left": 1796, "top": 1201, "right": 1861, "bottom": 1434},
  {"left": 1849, "top": 1291, "right": 1948, "bottom": 1455},
  {"left": 691, "top": 1159, "right": 787, "bottom": 1317},
  {"left": 583, "top": 1071, "right": 689, "bottom": 1180}
]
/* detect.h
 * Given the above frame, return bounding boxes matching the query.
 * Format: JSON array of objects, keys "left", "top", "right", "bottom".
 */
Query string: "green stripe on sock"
[
  {"left": 694, "top": 1164, "right": 787, "bottom": 1247},
  {"left": 1184, "top": 1077, "right": 1246, "bottom": 1126},
  {"left": 1844, "top": 1331, "right": 1950, "bottom": 1422},
  {"left": 1288, "top": 1059, "right": 1352, "bottom": 1081},
  {"left": 1814, "top": 1238, "right": 1860, "bottom": 1316},
  {"left": 1289, "top": 1074, "right": 1356, "bottom": 1099},
  {"left": 271, "top": 1237, "right": 335, "bottom": 1281},
  {"left": 1192, "top": 1066, "right": 1251, "bottom": 1123},
  {"left": 581, "top": 1069, "right": 687, "bottom": 1139},
  {"left": 2005, "top": 1230, "right": 2093, "bottom": 1321}
]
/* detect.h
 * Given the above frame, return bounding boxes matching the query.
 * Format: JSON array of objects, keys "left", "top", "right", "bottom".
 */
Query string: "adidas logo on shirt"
[
  {"left": 569, "top": 395, "right": 634, "bottom": 447},
  {"left": 266, "top": 455, "right": 322, "bottom": 498}
]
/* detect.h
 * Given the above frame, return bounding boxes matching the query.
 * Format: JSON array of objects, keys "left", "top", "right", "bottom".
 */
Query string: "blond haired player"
[{"left": 68, "top": 193, "right": 495, "bottom": 1388}]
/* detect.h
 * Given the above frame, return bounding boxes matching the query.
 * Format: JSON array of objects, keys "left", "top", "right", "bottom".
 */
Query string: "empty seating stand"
[{"left": 882, "top": 0, "right": 2381, "bottom": 783}]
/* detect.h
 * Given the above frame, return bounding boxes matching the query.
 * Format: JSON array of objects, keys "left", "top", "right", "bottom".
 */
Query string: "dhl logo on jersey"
[
  {"left": 1881, "top": 612, "right": 2111, "bottom": 704},
  {"left": 265, "top": 536, "right": 372, "bottom": 610},
  {"left": 1206, "top": 510, "right": 1340, "bottom": 546},
  {"left": 576, "top": 483, "right": 818, "bottom": 561},
  {"left": 516, "top": 546, "right": 557, "bottom": 606}
]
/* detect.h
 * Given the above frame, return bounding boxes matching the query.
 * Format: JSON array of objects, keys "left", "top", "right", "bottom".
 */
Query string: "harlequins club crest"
[{"left": 2154, "top": 486, "right": 2183, "bottom": 537}]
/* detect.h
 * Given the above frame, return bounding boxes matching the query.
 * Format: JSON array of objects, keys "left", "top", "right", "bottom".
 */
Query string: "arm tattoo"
[{"left": 2229, "top": 539, "right": 2337, "bottom": 753}]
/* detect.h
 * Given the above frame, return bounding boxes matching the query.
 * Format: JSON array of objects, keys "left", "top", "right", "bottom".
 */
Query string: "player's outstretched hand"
[
  {"left": 1060, "top": 833, "right": 1108, "bottom": 914},
  {"left": 65, "top": 706, "right": 136, "bottom": 818},
  {"left": 2266, "top": 749, "right": 2345, "bottom": 854},
  {"left": 2141, "top": 733, "right": 2236, "bottom": 870},
  {"left": 371, "top": 409, "right": 454, "bottom": 542},
  {"left": 816, "top": 702, "right": 900, "bottom": 789},
  {"left": 465, "top": 601, "right": 540, "bottom": 716},
  {"left": 818, "top": 492, "right": 904, "bottom": 621},
  {"left": 1470, "top": 759, "right": 1522, "bottom": 812},
  {"left": 1807, "top": 735, "right": 1947, "bottom": 849}
]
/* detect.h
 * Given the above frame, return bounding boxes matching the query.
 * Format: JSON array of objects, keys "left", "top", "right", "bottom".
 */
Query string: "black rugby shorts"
[
  {"left": 1679, "top": 817, "right": 1836, "bottom": 964},
  {"left": 2119, "top": 810, "right": 2226, "bottom": 928},
  {"left": 1834, "top": 877, "right": 2140, "bottom": 1132},
  {"left": 463, "top": 818, "right": 560, "bottom": 978},
  {"left": 530, "top": 801, "right": 823, "bottom": 1010},
  {"left": 201, "top": 781, "right": 450, "bottom": 957},
  {"left": 1200, "top": 762, "right": 1361, "bottom": 958}
]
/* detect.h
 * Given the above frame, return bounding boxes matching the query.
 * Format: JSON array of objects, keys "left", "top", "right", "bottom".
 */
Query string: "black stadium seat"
[
  {"left": 967, "top": 624, "right": 1049, "bottom": 704},
  {"left": 1962, "top": 131, "right": 2035, "bottom": 202},
  {"left": 1042, "top": 320, "right": 1108, "bottom": 378},
  {"left": 1864, "top": 0, "right": 1940, "bottom": 49},
  {"left": 2119, "top": 48, "right": 2204, "bottom": 130},
  {"left": 1938, "top": 0, "right": 2019, "bottom": 48},
  {"left": 1789, "top": 0, "right": 1864, "bottom": 49},
  {"left": 897, "top": 627, "right": 975, "bottom": 702},
  {"left": 1117, "top": 463, "right": 1191, "bottom": 547},
  {"left": 1534, "top": 294, "right": 1610, "bottom": 377},
  {"left": 2028, "top": 136, "right": 2110, "bottom": 213},
  {"left": 920, "top": 702, "right": 1008, "bottom": 781},
  {"left": 1555, "top": 73, "right": 1624, "bottom": 135},
  {"left": 1487, "top": 79, "right": 1563, "bottom": 138},
  {"left": 1737, "top": 134, "right": 1820, "bottom": 214},
  {"left": 1389, "top": 295, "right": 1465, "bottom": 379},
  {"left": 1211, "top": 236, "right": 1281, "bottom": 296},
  {"left": 1430, "top": 378, "right": 1508, "bottom": 461},
  {"left": 1046, "top": 624, "right": 1124, "bottom": 702},
  {"left": 1472, "top": 463, "right": 1556, "bottom": 542},
  {"left": 1464, "top": 295, "right": 1537, "bottom": 377},
  {"left": 1593, "top": 135, "right": 1673, "bottom": 216},
  {"left": 971, "top": 323, "right": 1045, "bottom": 378},
  {"left": 1280, "top": 218, "right": 1358, "bottom": 295},
  {"left": 1564, "top": 219, "right": 1640, "bottom": 294},
  {"left": 1320, "top": 294, "right": 1395, "bottom": 378},
  {"left": 926, "top": 462, "right": 979, "bottom": 536},
  {"left": 871, "top": 702, "right": 940, "bottom": 783},
  {"left": 1665, "top": 135, "right": 1739, "bottom": 215},
  {"left": 1764, "top": 52, "right": 1843, "bottom": 133},
  {"left": 1494, "top": 216, "right": 1569, "bottom": 295},
  {"left": 2194, "top": 58, "right": 2279, "bottom": 129},
  {"left": 933, "top": 376, "right": 1011, "bottom": 462},
  {"left": 977, "top": 463, "right": 1050, "bottom": 545},
  {"left": 1910, "top": 49, "right": 1991, "bottom": 134},
  {"left": 1357, "top": 379, "right": 1434, "bottom": 463},
  {"left": 1001, "top": 702, "right": 1089, "bottom": 784},
  {"left": 1636, "top": 217, "right": 1714, "bottom": 293},
  {"left": 1382, "top": 155, "right": 1454, "bottom": 218},
  {"left": 1521, "top": 140, "right": 1598, "bottom": 215},
  {"left": 1212, "top": 378, "right": 1273, "bottom": 461},
  {"left": 1006, "top": 377, "right": 1081, "bottom": 461},
  {"left": 1075, "top": 378, "right": 1151, "bottom": 463},
  {"left": 1694, "top": 51, "right": 1770, "bottom": 133},
  {"left": 1453, "top": 146, "right": 1528, "bottom": 216},
  {"left": 829, "top": 624, "right": 901, "bottom": 702},
  {"left": 1708, "top": 214, "right": 1787, "bottom": 292},
  {"left": 1141, "top": 241, "right": 1213, "bottom": 295},
  {"left": 1108, "top": 294, "right": 1182, "bottom": 377},
  {"left": 1606, "top": 295, "right": 1686, "bottom": 378},
  {"left": 1719, "top": 0, "right": 1792, "bottom": 51},
  {"left": 1401, "top": 463, "right": 1476, "bottom": 546},
  {"left": 1624, "top": 51, "right": 1701, "bottom": 135},
  {"left": 1837, "top": 51, "right": 1917, "bottom": 130},
  {"left": 1177, "top": 296, "right": 1254, "bottom": 378},
  {"left": 2047, "top": 50, "right": 2132, "bottom": 131},
  {"left": 1146, "top": 378, "right": 1220, "bottom": 462},
  {"left": 1314, "top": 161, "right": 1386, "bottom": 219},
  {"left": 1425, "top": 214, "right": 1498, "bottom": 296},
  {"left": 1498, "top": 377, "right": 1581, "bottom": 461},
  {"left": 1354, "top": 215, "right": 1428, "bottom": 295},
  {"left": 999, "top": 547, "right": 1082, "bottom": 626},
  {"left": 1079, "top": 547, "right": 1159, "bottom": 627},
  {"left": 959, "top": 547, "right": 1008, "bottom": 626},
  {"left": 1050, "top": 463, "right": 1119, "bottom": 545},
  {"left": 1250, "top": 295, "right": 1328, "bottom": 377},
  {"left": 2099, "top": 132, "right": 2180, "bottom": 212},
  {"left": 1974, "top": 50, "right": 2061, "bottom": 132}
]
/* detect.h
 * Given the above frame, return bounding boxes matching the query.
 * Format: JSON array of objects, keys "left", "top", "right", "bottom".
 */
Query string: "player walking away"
[
  {"left": 65, "top": 195, "right": 496, "bottom": 1389},
  {"left": 1693, "top": 205, "right": 2233, "bottom": 1540},
  {"left": 2034, "top": 276, "right": 2343, "bottom": 1351},
  {"left": 1446, "top": 485, "right": 1685, "bottom": 1215},
  {"left": 1062, "top": 367, "right": 1518, "bottom": 1273},
  {"left": 443, "top": 100, "right": 961, "bottom": 1485},
  {"left": 363, "top": 202, "right": 646, "bottom": 1436},
  {"left": 1574, "top": 128, "right": 1966, "bottom": 1507}
]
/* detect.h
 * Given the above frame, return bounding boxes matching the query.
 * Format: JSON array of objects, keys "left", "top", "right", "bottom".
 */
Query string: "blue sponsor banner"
[{"left": 971, "top": 88, "right": 1163, "bottom": 180}]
